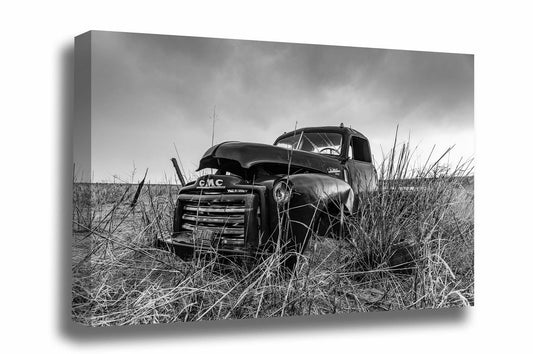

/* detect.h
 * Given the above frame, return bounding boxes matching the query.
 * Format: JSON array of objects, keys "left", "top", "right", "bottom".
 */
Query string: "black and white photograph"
[
  {"left": 72, "top": 31, "right": 474, "bottom": 326},
  {"left": 6, "top": 1, "right": 533, "bottom": 353}
]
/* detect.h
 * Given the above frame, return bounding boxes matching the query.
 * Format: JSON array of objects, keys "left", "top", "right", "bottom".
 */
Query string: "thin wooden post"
[
  {"left": 171, "top": 158, "right": 186, "bottom": 186},
  {"left": 211, "top": 106, "right": 217, "bottom": 147},
  {"left": 130, "top": 168, "right": 148, "bottom": 208}
]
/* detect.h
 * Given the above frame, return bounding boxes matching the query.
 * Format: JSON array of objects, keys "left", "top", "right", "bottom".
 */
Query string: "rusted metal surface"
[{"left": 198, "top": 141, "right": 342, "bottom": 175}]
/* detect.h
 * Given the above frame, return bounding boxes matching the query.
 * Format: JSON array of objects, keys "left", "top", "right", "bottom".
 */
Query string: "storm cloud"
[{"left": 89, "top": 31, "right": 473, "bottom": 182}]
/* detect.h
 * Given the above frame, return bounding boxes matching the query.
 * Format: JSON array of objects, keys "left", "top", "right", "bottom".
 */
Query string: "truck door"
[{"left": 344, "top": 136, "right": 377, "bottom": 194}]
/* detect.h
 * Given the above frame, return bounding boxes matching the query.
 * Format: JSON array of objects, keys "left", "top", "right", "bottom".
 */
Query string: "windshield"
[{"left": 275, "top": 132, "right": 343, "bottom": 156}]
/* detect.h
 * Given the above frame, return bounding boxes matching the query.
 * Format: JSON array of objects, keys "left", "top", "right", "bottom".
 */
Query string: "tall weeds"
[{"left": 72, "top": 143, "right": 473, "bottom": 326}]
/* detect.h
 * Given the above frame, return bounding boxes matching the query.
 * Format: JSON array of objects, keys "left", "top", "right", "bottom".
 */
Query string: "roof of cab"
[{"left": 274, "top": 125, "right": 367, "bottom": 143}]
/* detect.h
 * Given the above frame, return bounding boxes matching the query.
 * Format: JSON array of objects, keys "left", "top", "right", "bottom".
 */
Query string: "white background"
[{"left": 1, "top": 1, "right": 532, "bottom": 353}]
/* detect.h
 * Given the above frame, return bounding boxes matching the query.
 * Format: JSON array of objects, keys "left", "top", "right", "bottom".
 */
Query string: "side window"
[{"left": 351, "top": 137, "right": 371, "bottom": 162}]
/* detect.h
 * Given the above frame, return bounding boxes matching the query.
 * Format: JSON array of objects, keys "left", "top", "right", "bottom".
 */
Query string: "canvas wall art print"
[{"left": 72, "top": 31, "right": 474, "bottom": 326}]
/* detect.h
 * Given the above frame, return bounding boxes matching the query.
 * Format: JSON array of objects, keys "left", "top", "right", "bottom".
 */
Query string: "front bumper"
[
  {"left": 155, "top": 231, "right": 265, "bottom": 263},
  {"left": 158, "top": 231, "right": 250, "bottom": 254}
]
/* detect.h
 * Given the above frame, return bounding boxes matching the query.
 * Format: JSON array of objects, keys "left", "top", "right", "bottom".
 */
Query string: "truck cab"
[{"left": 273, "top": 125, "right": 377, "bottom": 194}]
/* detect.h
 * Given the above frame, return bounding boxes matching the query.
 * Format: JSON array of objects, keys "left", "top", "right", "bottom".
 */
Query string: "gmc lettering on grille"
[{"left": 198, "top": 179, "right": 224, "bottom": 188}]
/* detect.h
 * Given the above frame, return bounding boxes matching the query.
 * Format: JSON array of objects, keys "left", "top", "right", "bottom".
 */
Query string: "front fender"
[
  {"left": 277, "top": 173, "right": 354, "bottom": 253},
  {"left": 286, "top": 173, "right": 354, "bottom": 213}
]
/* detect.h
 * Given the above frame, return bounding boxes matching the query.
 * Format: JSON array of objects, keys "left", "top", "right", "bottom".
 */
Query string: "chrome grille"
[{"left": 178, "top": 193, "right": 252, "bottom": 245}]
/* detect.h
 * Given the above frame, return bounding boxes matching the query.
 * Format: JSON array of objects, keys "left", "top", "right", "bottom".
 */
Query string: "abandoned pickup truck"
[{"left": 158, "top": 124, "right": 377, "bottom": 265}]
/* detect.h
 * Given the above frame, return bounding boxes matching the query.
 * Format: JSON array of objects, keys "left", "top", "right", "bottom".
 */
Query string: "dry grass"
[{"left": 72, "top": 144, "right": 473, "bottom": 326}]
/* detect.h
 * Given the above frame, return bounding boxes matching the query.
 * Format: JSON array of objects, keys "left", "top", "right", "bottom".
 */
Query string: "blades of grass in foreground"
[{"left": 72, "top": 138, "right": 474, "bottom": 325}]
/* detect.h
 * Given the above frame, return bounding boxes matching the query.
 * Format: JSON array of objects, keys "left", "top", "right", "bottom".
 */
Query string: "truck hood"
[{"left": 197, "top": 141, "right": 343, "bottom": 175}]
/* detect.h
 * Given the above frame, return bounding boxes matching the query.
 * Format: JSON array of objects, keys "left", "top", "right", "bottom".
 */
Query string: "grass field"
[{"left": 72, "top": 146, "right": 474, "bottom": 326}]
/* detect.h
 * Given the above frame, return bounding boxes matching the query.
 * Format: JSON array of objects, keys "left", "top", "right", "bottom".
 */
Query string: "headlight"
[{"left": 273, "top": 180, "right": 292, "bottom": 204}]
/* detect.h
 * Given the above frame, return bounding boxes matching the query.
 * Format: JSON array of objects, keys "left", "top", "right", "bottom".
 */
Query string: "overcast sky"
[{"left": 89, "top": 31, "right": 473, "bottom": 183}]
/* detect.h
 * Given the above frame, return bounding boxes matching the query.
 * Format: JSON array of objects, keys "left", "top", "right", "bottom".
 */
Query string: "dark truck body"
[{"left": 158, "top": 125, "right": 377, "bottom": 262}]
